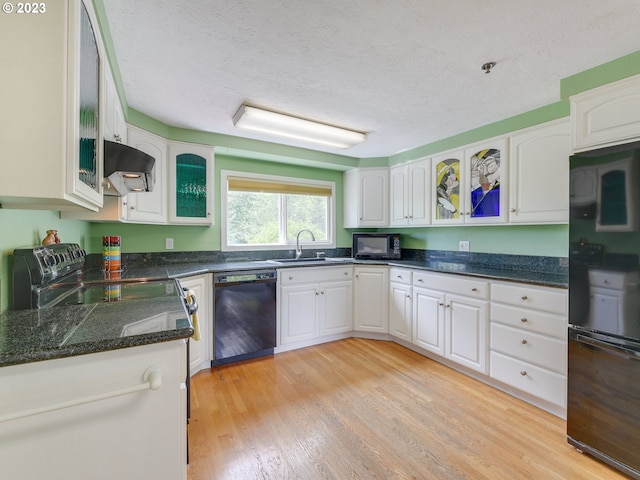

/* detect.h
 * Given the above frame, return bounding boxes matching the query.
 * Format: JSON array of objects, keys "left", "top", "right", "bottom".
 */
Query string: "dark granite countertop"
[
  {"left": 82, "top": 257, "right": 567, "bottom": 288},
  {"left": 0, "top": 281, "right": 193, "bottom": 368},
  {"left": 1, "top": 255, "right": 567, "bottom": 368}
]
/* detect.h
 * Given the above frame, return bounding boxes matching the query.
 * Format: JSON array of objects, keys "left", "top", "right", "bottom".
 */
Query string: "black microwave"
[{"left": 352, "top": 233, "right": 401, "bottom": 260}]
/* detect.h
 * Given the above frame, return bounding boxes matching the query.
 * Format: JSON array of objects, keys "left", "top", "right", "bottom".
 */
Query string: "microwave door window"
[{"left": 359, "top": 238, "right": 386, "bottom": 254}]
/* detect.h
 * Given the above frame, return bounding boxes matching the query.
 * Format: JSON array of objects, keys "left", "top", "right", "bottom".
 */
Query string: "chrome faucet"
[{"left": 295, "top": 229, "right": 315, "bottom": 259}]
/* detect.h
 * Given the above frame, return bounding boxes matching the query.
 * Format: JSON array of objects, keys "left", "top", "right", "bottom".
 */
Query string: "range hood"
[{"left": 103, "top": 140, "right": 155, "bottom": 196}]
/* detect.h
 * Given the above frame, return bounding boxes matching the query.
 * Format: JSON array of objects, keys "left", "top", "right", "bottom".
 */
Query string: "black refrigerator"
[{"left": 568, "top": 143, "right": 640, "bottom": 479}]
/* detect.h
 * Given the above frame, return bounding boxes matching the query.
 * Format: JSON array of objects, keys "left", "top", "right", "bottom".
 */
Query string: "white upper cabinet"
[
  {"left": 508, "top": 119, "right": 570, "bottom": 224},
  {"left": 389, "top": 158, "right": 431, "bottom": 227},
  {"left": 344, "top": 168, "right": 389, "bottom": 227},
  {"left": 431, "top": 138, "right": 507, "bottom": 225},
  {"left": 126, "top": 125, "right": 168, "bottom": 224},
  {"left": 0, "top": 0, "right": 104, "bottom": 211},
  {"left": 168, "top": 141, "right": 214, "bottom": 225},
  {"left": 103, "top": 62, "right": 127, "bottom": 145},
  {"left": 571, "top": 74, "right": 640, "bottom": 153},
  {"left": 464, "top": 138, "right": 508, "bottom": 224}
]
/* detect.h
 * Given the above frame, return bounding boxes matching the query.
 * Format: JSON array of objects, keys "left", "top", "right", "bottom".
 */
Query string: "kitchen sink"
[{"left": 267, "top": 257, "right": 350, "bottom": 264}]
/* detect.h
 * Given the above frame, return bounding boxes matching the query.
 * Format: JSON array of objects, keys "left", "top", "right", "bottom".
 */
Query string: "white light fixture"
[{"left": 232, "top": 105, "right": 366, "bottom": 149}]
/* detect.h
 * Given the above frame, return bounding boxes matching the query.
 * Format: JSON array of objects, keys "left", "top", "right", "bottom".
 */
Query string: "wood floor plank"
[{"left": 188, "top": 338, "right": 627, "bottom": 480}]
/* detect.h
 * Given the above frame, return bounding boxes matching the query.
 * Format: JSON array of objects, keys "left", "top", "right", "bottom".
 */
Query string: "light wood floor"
[{"left": 187, "top": 338, "right": 626, "bottom": 480}]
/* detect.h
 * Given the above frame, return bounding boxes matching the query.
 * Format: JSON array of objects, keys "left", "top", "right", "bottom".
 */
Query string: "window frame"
[{"left": 221, "top": 170, "right": 336, "bottom": 252}]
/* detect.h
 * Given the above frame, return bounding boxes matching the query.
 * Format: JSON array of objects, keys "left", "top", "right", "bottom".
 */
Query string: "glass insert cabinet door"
[
  {"left": 169, "top": 142, "right": 214, "bottom": 224},
  {"left": 176, "top": 153, "right": 207, "bottom": 218},
  {"left": 77, "top": 1, "right": 100, "bottom": 195},
  {"left": 468, "top": 147, "right": 502, "bottom": 219},
  {"left": 432, "top": 140, "right": 506, "bottom": 224},
  {"left": 434, "top": 155, "right": 462, "bottom": 222}
]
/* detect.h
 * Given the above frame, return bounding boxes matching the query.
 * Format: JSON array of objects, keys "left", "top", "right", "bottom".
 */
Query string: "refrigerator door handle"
[{"left": 576, "top": 333, "right": 640, "bottom": 360}]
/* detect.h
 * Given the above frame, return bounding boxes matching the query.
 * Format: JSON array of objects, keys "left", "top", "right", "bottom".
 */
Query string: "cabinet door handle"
[
  {"left": 521, "top": 339, "right": 528, "bottom": 345},
  {"left": 418, "top": 278, "right": 424, "bottom": 283},
  {"left": 438, "top": 302, "right": 445, "bottom": 306},
  {"left": 315, "top": 290, "right": 320, "bottom": 295},
  {"left": 406, "top": 294, "right": 411, "bottom": 299},
  {"left": 344, "top": 272, "right": 348, "bottom": 276},
  {"left": 288, "top": 276, "right": 293, "bottom": 280},
  {"left": 471, "top": 287, "right": 478, "bottom": 292},
  {"left": 510, "top": 208, "right": 516, "bottom": 213},
  {"left": 397, "top": 275, "right": 403, "bottom": 279},
  {"left": 445, "top": 304, "right": 451, "bottom": 308},
  {"left": 521, "top": 295, "right": 528, "bottom": 300},
  {"left": 520, "top": 317, "right": 528, "bottom": 323},
  {"left": 520, "top": 371, "right": 527, "bottom": 376}
]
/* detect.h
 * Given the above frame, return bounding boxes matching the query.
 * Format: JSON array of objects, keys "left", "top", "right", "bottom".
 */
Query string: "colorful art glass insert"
[
  {"left": 435, "top": 158, "right": 460, "bottom": 220},
  {"left": 470, "top": 148, "right": 501, "bottom": 218}
]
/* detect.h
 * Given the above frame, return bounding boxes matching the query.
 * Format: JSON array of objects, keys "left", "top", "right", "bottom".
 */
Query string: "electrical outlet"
[
  {"left": 459, "top": 240, "right": 470, "bottom": 252},
  {"left": 165, "top": 238, "right": 174, "bottom": 250}
]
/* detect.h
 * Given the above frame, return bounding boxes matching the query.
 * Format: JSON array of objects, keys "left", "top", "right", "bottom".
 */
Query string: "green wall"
[
  {"left": 0, "top": 209, "right": 91, "bottom": 311},
  {"left": 1, "top": 4, "right": 639, "bottom": 313},
  {"left": 89, "top": 154, "right": 349, "bottom": 253}
]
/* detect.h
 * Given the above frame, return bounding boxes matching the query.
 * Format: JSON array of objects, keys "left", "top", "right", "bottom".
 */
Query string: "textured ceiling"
[{"left": 102, "top": 0, "right": 640, "bottom": 158}]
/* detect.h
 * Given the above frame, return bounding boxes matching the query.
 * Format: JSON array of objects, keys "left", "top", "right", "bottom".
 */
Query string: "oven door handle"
[
  {"left": 575, "top": 333, "right": 640, "bottom": 360},
  {"left": 183, "top": 289, "right": 200, "bottom": 341}
]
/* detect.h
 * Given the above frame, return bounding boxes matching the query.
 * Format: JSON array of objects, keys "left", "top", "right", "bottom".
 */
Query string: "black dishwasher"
[{"left": 213, "top": 269, "right": 277, "bottom": 366}]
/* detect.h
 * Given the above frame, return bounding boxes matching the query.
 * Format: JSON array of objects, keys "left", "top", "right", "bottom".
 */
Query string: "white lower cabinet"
[
  {"left": 389, "top": 268, "right": 412, "bottom": 341},
  {"left": 490, "top": 281, "right": 568, "bottom": 409},
  {"left": 412, "top": 271, "right": 489, "bottom": 374},
  {"left": 278, "top": 266, "right": 353, "bottom": 346},
  {"left": 353, "top": 266, "right": 390, "bottom": 333},
  {"left": 0, "top": 340, "right": 188, "bottom": 480},
  {"left": 178, "top": 274, "right": 212, "bottom": 375}
]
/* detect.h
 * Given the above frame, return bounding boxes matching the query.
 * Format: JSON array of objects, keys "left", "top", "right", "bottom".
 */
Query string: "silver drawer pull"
[
  {"left": 471, "top": 287, "right": 478, "bottom": 292},
  {"left": 438, "top": 302, "right": 445, "bottom": 306},
  {"left": 520, "top": 371, "right": 527, "bottom": 376},
  {"left": 520, "top": 318, "right": 528, "bottom": 323},
  {"left": 397, "top": 275, "right": 403, "bottom": 279},
  {"left": 521, "top": 339, "right": 528, "bottom": 345},
  {"left": 289, "top": 276, "right": 293, "bottom": 280},
  {"left": 521, "top": 295, "right": 528, "bottom": 300},
  {"left": 418, "top": 278, "right": 424, "bottom": 282}
]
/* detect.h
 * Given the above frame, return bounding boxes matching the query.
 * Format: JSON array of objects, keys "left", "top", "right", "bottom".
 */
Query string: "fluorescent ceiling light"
[{"left": 232, "top": 105, "right": 366, "bottom": 149}]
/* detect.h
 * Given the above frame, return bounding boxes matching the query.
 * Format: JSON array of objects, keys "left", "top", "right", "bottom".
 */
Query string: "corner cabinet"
[
  {"left": 389, "top": 158, "right": 431, "bottom": 227},
  {"left": 353, "top": 265, "right": 390, "bottom": 333},
  {"left": 0, "top": 0, "right": 104, "bottom": 211},
  {"left": 571, "top": 73, "right": 640, "bottom": 153},
  {"left": 343, "top": 168, "right": 389, "bottom": 227},
  {"left": 508, "top": 119, "right": 570, "bottom": 224},
  {"left": 168, "top": 142, "right": 214, "bottom": 225}
]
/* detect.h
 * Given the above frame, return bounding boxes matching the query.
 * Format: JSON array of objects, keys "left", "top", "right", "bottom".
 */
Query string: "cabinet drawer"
[
  {"left": 490, "top": 351, "right": 566, "bottom": 408},
  {"left": 491, "top": 303, "right": 566, "bottom": 339},
  {"left": 413, "top": 272, "right": 488, "bottom": 299},
  {"left": 490, "top": 323, "right": 566, "bottom": 374},
  {"left": 389, "top": 267, "right": 412, "bottom": 285},
  {"left": 588, "top": 269, "right": 632, "bottom": 290},
  {"left": 278, "top": 266, "right": 352, "bottom": 285},
  {"left": 491, "top": 282, "right": 567, "bottom": 315}
]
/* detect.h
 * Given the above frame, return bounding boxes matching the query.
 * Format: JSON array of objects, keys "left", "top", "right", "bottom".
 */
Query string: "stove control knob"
[{"left": 43, "top": 254, "right": 56, "bottom": 267}]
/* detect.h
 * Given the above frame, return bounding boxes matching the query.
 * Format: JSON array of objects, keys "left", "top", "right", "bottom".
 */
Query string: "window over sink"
[{"left": 221, "top": 170, "right": 335, "bottom": 251}]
